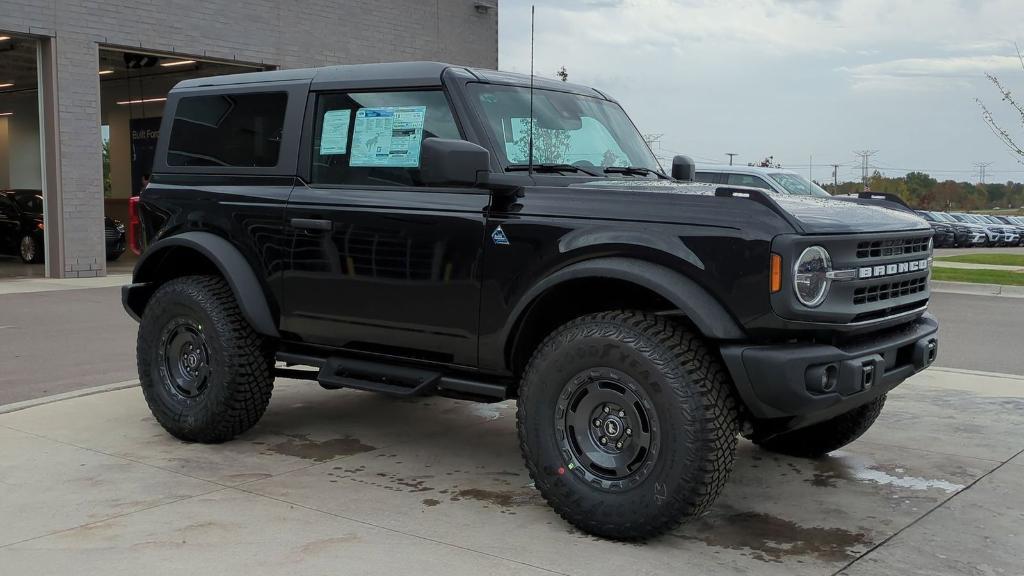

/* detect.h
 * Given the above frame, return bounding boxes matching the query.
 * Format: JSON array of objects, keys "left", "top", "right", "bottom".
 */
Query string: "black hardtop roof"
[{"left": 171, "top": 61, "right": 609, "bottom": 99}]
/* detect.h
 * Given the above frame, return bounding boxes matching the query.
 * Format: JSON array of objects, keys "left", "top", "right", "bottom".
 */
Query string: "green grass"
[
  {"left": 931, "top": 267, "right": 1024, "bottom": 286},
  {"left": 935, "top": 254, "right": 1024, "bottom": 267}
]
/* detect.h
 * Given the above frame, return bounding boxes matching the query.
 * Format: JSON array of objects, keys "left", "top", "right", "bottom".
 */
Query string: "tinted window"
[
  {"left": 694, "top": 172, "right": 722, "bottom": 184},
  {"left": 0, "top": 195, "right": 17, "bottom": 219},
  {"left": 726, "top": 173, "right": 773, "bottom": 190},
  {"left": 167, "top": 92, "right": 287, "bottom": 167},
  {"left": 917, "top": 211, "right": 936, "bottom": 222},
  {"left": 311, "top": 91, "right": 459, "bottom": 186},
  {"left": 13, "top": 193, "right": 43, "bottom": 214}
]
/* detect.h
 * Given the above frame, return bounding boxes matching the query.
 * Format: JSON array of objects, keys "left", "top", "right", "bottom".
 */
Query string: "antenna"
[{"left": 528, "top": 4, "right": 535, "bottom": 176}]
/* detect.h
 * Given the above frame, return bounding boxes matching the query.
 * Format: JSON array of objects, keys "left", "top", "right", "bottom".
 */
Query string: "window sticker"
[
  {"left": 319, "top": 109, "right": 351, "bottom": 155},
  {"left": 350, "top": 106, "right": 427, "bottom": 167}
]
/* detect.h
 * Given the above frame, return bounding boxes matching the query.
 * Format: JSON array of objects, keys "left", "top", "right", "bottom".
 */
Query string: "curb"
[
  {"left": 930, "top": 280, "right": 1024, "bottom": 298},
  {"left": 930, "top": 366, "right": 1024, "bottom": 382},
  {"left": 0, "top": 380, "right": 140, "bottom": 415}
]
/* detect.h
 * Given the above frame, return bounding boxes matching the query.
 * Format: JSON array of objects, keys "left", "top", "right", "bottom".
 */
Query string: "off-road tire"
[
  {"left": 517, "top": 310, "right": 739, "bottom": 540},
  {"left": 755, "top": 395, "right": 886, "bottom": 458},
  {"left": 137, "top": 275, "right": 274, "bottom": 443}
]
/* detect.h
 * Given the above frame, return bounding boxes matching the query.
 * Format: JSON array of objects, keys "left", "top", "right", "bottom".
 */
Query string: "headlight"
[
  {"left": 794, "top": 246, "right": 831, "bottom": 307},
  {"left": 115, "top": 223, "right": 126, "bottom": 233}
]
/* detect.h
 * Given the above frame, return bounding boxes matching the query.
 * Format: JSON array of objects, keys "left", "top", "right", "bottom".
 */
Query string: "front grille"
[
  {"left": 856, "top": 236, "right": 930, "bottom": 259},
  {"left": 104, "top": 228, "right": 118, "bottom": 240},
  {"left": 853, "top": 277, "right": 927, "bottom": 305}
]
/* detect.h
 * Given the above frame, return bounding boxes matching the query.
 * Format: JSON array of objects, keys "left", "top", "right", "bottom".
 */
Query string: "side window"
[
  {"left": 726, "top": 173, "right": 773, "bottom": 190},
  {"left": 0, "top": 196, "right": 17, "bottom": 219},
  {"left": 694, "top": 171, "right": 721, "bottom": 184},
  {"left": 310, "top": 91, "right": 460, "bottom": 186},
  {"left": 167, "top": 92, "right": 288, "bottom": 167}
]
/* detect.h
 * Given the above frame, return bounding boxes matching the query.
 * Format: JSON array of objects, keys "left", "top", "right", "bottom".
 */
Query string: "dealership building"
[{"left": 0, "top": 1, "right": 498, "bottom": 278}]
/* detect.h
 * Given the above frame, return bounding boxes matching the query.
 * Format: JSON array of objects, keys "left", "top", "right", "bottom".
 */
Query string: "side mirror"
[
  {"left": 419, "top": 138, "right": 490, "bottom": 187},
  {"left": 671, "top": 155, "right": 695, "bottom": 181}
]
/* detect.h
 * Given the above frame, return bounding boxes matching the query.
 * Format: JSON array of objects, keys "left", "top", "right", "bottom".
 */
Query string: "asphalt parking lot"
[{"left": 1, "top": 275, "right": 1022, "bottom": 574}]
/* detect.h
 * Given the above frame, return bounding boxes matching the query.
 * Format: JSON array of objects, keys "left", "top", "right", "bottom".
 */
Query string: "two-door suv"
[{"left": 124, "top": 62, "right": 939, "bottom": 540}]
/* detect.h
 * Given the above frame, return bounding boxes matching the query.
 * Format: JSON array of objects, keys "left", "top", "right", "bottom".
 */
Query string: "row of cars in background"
[
  {"left": 0, "top": 189, "right": 126, "bottom": 263},
  {"left": 917, "top": 210, "right": 1024, "bottom": 247}
]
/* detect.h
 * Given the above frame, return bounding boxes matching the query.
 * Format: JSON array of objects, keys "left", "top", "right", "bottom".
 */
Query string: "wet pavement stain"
[
  {"left": 678, "top": 511, "right": 872, "bottom": 563},
  {"left": 422, "top": 498, "right": 441, "bottom": 507},
  {"left": 263, "top": 434, "right": 376, "bottom": 462},
  {"left": 801, "top": 453, "right": 966, "bottom": 493},
  {"left": 451, "top": 488, "right": 543, "bottom": 508}
]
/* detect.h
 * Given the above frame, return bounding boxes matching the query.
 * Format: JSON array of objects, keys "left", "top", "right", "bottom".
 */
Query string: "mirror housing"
[
  {"left": 671, "top": 155, "right": 696, "bottom": 181},
  {"left": 419, "top": 138, "right": 490, "bottom": 187}
]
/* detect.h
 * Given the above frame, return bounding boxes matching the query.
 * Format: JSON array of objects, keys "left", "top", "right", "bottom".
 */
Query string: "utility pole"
[
  {"left": 831, "top": 163, "right": 840, "bottom": 188},
  {"left": 854, "top": 150, "right": 878, "bottom": 191},
  {"left": 973, "top": 162, "right": 993, "bottom": 184},
  {"left": 643, "top": 133, "right": 663, "bottom": 150},
  {"left": 726, "top": 153, "right": 738, "bottom": 166}
]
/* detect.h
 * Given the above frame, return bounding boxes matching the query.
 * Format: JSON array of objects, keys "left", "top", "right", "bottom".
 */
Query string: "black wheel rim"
[
  {"left": 20, "top": 236, "right": 35, "bottom": 262},
  {"left": 555, "top": 368, "right": 659, "bottom": 491},
  {"left": 159, "top": 318, "right": 211, "bottom": 398}
]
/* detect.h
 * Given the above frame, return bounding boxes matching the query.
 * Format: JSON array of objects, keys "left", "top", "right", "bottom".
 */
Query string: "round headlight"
[{"left": 794, "top": 246, "right": 832, "bottom": 307}]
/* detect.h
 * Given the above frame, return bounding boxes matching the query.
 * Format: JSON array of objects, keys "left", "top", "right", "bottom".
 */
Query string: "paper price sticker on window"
[
  {"left": 319, "top": 109, "right": 351, "bottom": 155},
  {"left": 350, "top": 106, "right": 427, "bottom": 168}
]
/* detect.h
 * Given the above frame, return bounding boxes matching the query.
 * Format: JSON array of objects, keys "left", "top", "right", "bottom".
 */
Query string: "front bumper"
[{"left": 721, "top": 313, "right": 938, "bottom": 432}]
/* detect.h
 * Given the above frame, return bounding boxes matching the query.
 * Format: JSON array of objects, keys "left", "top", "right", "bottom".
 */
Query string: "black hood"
[{"left": 571, "top": 180, "right": 930, "bottom": 234}]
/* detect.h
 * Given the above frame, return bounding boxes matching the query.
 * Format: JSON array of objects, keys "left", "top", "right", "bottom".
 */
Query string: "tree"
[
  {"left": 102, "top": 139, "right": 112, "bottom": 198},
  {"left": 556, "top": 66, "right": 568, "bottom": 82},
  {"left": 977, "top": 43, "right": 1024, "bottom": 163}
]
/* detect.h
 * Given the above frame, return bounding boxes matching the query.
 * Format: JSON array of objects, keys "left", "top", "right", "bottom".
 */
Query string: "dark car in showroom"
[
  {"left": 915, "top": 210, "right": 956, "bottom": 247},
  {"left": 2, "top": 189, "right": 126, "bottom": 263}
]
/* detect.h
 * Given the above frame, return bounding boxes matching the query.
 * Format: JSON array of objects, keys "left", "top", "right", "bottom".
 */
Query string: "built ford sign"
[{"left": 858, "top": 258, "right": 931, "bottom": 279}]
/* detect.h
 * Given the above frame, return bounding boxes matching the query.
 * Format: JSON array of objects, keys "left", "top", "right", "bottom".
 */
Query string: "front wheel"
[
  {"left": 755, "top": 395, "right": 886, "bottom": 458},
  {"left": 137, "top": 275, "right": 275, "bottom": 443},
  {"left": 517, "top": 310, "right": 739, "bottom": 540},
  {"left": 19, "top": 234, "right": 41, "bottom": 263}
]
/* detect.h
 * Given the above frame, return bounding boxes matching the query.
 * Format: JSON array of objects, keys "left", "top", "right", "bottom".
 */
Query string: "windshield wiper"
[
  {"left": 506, "top": 163, "right": 602, "bottom": 177},
  {"left": 603, "top": 166, "right": 667, "bottom": 178}
]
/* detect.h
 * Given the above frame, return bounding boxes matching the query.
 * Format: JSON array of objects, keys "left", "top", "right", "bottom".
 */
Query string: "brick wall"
[{"left": 0, "top": 0, "right": 499, "bottom": 277}]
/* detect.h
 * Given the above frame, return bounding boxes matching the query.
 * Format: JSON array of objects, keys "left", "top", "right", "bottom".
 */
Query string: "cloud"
[{"left": 840, "top": 55, "right": 1023, "bottom": 90}]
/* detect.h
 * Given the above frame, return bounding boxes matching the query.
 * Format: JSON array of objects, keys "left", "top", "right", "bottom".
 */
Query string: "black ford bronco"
[{"left": 124, "top": 62, "right": 939, "bottom": 540}]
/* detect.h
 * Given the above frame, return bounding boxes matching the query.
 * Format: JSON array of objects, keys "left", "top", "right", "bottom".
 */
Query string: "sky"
[{"left": 497, "top": 0, "right": 1024, "bottom": 184}]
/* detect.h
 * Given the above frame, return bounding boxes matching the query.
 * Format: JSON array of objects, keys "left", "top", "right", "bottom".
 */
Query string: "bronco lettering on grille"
[{"left": 857, "top": 258, "right": 930, "bottom": 279}]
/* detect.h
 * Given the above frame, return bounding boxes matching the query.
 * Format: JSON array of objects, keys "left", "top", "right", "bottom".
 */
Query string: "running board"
[{"left": 317, "top": 356, "right": 440, "bottom": 397}]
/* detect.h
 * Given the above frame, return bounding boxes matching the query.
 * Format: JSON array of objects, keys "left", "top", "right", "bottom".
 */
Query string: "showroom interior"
[
  {"left": 0, "top": 35, "right": 266, "bottom": 277},
  {"left": 0, "top": 0, "right": 498, "bottom": 280}
]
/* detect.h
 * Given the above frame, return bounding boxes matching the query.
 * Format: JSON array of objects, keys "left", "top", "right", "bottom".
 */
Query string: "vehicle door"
[
  {"left": 0, "top": 194, "right": 21, "bottom": 253},
  {"left": 282, "top": 89, "right": 487, "bottom": 366}
]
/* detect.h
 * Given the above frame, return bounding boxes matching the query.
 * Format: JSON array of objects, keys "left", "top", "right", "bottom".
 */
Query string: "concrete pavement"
[{"left": 0, "top": 368, "right": 1021, "bottom": 575}]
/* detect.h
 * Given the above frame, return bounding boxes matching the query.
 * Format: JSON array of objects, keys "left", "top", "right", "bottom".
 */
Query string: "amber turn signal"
[{"left": 770, "top": 253, "right": 782, "bottom": 293}]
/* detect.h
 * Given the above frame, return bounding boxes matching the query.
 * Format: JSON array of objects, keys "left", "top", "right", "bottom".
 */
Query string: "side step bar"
[
  {"left": 275, "top": 352, "right": 507, "bottom": 401},
  {"left": 319, "top": 356, "right": 440, "bottom": 397}
]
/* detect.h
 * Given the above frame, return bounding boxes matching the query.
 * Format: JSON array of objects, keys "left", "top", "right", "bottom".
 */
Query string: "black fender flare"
[
  {"left": 504, "top": 257, "right": 746, "bottom": 357},
  {"left": 124, "top": 231, "right": 280, "bottom": 338}
]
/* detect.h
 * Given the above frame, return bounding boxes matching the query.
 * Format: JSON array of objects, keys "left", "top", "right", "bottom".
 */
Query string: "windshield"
[
  {"left": 468, "top": 84, "right": 661, "bottom": 174},
  {"left": 917, "top": 211, "right": 936, "bottom": 222},
  {"left": 14, "top": 193, "right": 43, "bottom": 214},
  {"left": 767, "top": 173, "right": 830, "bottom": 197}
]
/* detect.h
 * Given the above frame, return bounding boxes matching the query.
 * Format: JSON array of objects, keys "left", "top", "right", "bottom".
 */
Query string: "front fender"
[{"left": 124, "top": 231, "right": 279, "bottom": 338}]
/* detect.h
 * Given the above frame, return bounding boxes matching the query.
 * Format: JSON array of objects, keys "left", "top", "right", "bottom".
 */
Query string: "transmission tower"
[
  {"left": 853, "top": 150, "right": 878, "bottom": 191},
  {"left": 973, "top": 162, "right": 993, "bottom": 184}
]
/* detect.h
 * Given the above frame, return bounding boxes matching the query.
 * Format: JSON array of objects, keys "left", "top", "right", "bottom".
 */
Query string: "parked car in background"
[
  {"left": 914, "top": 211, "right": 956, "bottom": 247},
  {"left": 978, "top": 214, "right": 1020, "bottom": 246},
  {"left": 998, "top": 216, "right": 1024, "bottom": 245},
  {"left": 2, "top": 189, "right": 126, "bottom": 263},
  {"left": 950, "top": 213, "right": 1002, "bottom": 246},
  {"left": 931, "top": 212, "right": 984, "bottom": 246},
  {"left": 694, "top": 165, "right": 832, "bottom": 197}
]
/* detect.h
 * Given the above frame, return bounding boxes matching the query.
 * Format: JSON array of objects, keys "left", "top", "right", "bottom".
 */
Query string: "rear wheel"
[
  {"left": 755, "top": 395, "right": 886, "bottom": 458},
  {"left": 137, "top": 275, "right": 274, "bottom": 443},
  {"left": 517, "top": 310, "right": 739, "bottom": 540}
]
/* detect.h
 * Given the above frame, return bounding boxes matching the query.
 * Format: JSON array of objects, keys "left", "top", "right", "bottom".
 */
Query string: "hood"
[{"left": 570, "top": 180, "right": 930, "bottom": 234}]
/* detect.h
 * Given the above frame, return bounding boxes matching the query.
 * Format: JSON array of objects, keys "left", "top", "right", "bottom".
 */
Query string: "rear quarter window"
[{"left": 167, "top": 92, "right": 288, "bottom": 167}]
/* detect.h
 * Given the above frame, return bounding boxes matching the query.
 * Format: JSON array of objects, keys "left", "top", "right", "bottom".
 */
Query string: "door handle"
[{"left": 290, "top": 218, "right": 333, "bottom": 232}]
